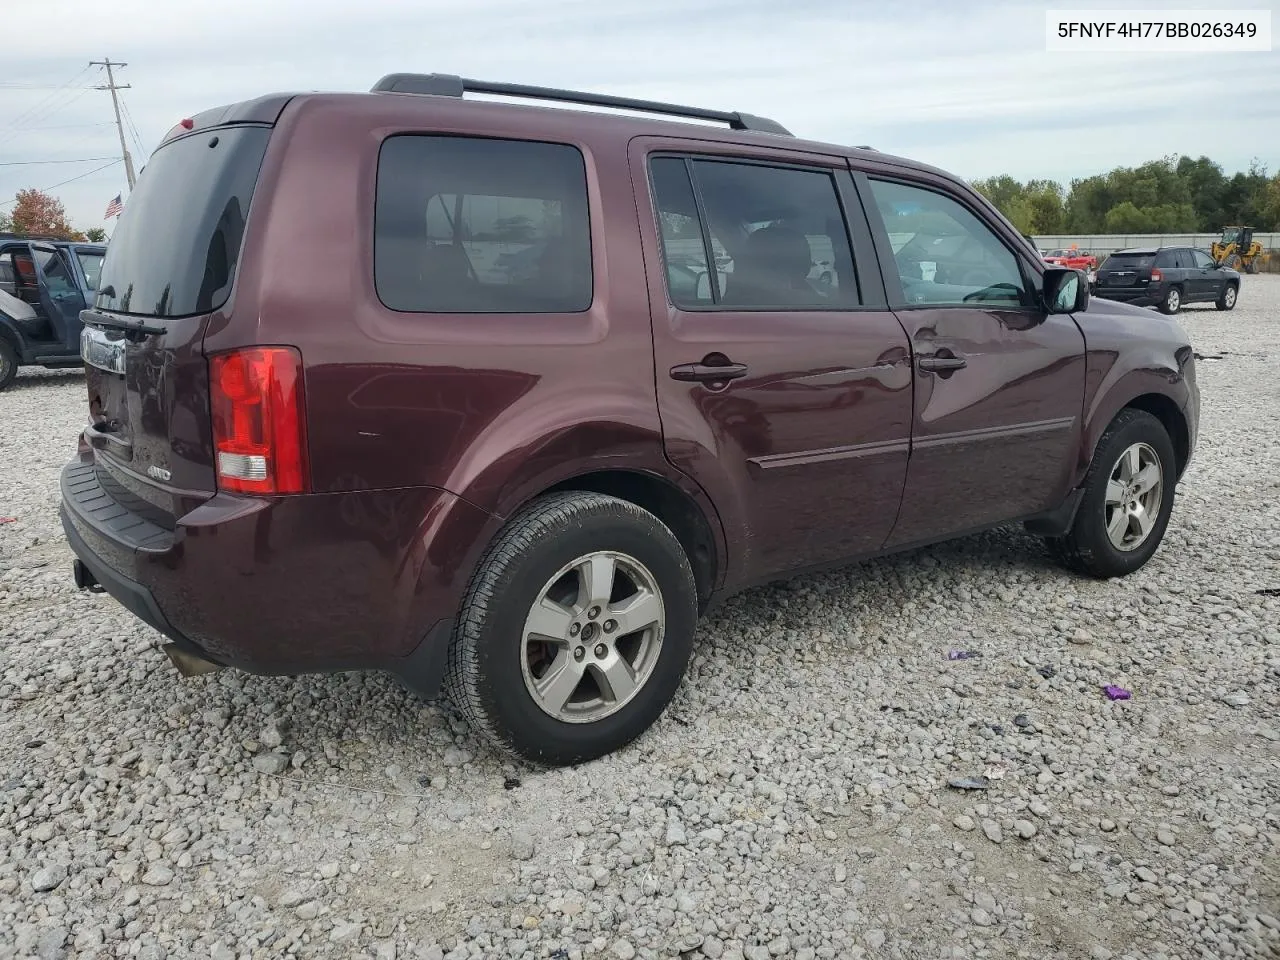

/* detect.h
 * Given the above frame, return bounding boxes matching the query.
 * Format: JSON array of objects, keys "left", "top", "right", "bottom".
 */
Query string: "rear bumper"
[
  {"left": 1094, "top": 285, "right": 1159, "bottom": 306},
  {"left": 60, "top": 453, "right": 494, "bottom": 695}
]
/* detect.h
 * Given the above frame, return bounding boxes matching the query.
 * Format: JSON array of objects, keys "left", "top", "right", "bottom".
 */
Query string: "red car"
[
  {"left": 1044, "top": 248, "right": 1098, "bottom": 278},
  {"left": 63, "top": 74, "right": 1199, "bottom": 764}
]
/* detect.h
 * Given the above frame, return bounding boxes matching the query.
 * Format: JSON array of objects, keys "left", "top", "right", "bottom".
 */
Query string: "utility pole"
[{"left": 90, "top": 58, "right": 136, "bottom": 191}]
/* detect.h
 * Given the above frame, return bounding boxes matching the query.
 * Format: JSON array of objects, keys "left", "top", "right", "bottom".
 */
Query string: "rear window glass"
[
  {"left": 375, "top": 135, "right": 592, "bottom": 313},
  {"left": 1103, "top": 254, "right": 1154, "bottom": 269},
  {"left": 95, "top": 126, "right": 270, "bottom": 318}
]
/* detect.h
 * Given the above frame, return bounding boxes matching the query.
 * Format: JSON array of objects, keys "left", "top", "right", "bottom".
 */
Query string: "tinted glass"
[
  {"left": 34, "top": 248, "right": 76, "bottom": 296},
  {"left": 376, "top": 136, "right": 591, "bottom": 313},
  {"left": 1102, "top": 254, "right": 1154, "bottom": 270},
  {"left": 870, "top": 179, "right": 1026, "bottom": 307},
  {"left": 1155, "top": 251, "right": 1177, "bottom": 268},
  {"left": 1192, "top": 250, "right": 1215, "bottom": 268},
  {"left": 76, "top": 250, "right": 104, "bottom": 292},
  {"left": 650, "top": 158, "right": 715, "bottom": 307},
  {"left": 685, "top": 160, "right": 856, "bottom": 309},
  {"left": 96, "top": 126, "right": 269, "bottom": 318}
]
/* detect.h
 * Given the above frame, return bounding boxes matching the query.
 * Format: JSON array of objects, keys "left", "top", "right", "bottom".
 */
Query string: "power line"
[
  {"left": 0, "top": 65, "right": 96, "bottom": 139},
  {"left": 0, "top": 157, "right": 117, "bottom": 166},
  {"left": 119, "top": 96, "right": 148, "bottom": 160},
  {"left": 0, "top": 159, "right": 121, "bottom": 208},
  {"left": 21, "top": 122, "right": 115, "bottom": 131},
  {"left": 0, "top": 82, "right": 97, "bottom": 151}
]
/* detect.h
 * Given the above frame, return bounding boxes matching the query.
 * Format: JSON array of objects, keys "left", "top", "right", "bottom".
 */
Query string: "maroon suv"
[{"left": 63, "top": 74, "right": 1199, "bottom": 764}]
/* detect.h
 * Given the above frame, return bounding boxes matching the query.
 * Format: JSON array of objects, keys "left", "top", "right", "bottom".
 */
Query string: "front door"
[
  {"left": 1189, "top": 248, "right": 1219, "bottom": 299},
  {"left": 858, "top": 174, "right": 1087, "bottom": 549},
  {"left": 633, "top": 141, "right": 914, "bottom": 584},
  {"left": 29, "top": 244, "right": 86, "bottom": 351}
]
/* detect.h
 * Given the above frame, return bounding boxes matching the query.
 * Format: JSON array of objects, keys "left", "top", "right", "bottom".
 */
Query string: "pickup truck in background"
[{"left": 0, "top": 234, "right": 105, "bottom": 390}]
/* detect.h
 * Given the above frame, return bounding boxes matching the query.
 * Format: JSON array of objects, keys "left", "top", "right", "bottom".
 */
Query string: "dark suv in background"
[
  {"left": 1094, "top": 245, "right": 1240, "bottom": 314},
  {"left": 62, "top": 74, "right": 1199, "bottom": 765}
]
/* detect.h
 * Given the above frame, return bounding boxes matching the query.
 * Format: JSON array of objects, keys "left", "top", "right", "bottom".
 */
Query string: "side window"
[
  {"left": 650, "top": 158, "right": 714, "bottom": 308},
  {"left": 375, "top": 136, "right": 592, "bottom": 313},
  {"left": 1154, "top": 251, "right": 1177, "bottom": 268},
  {"left": 34, "top": 249, "right": 76, "bottom": 296},
  {"left": 867, "top": 179, "right": 1027, "bottom": 308},
  {"left": 649, "top": 155, "right": 859, "bottom": 310},
  {"left": 692, "top": 160, "right": 857, "bottom": 309},
  {"left": 77, "top": 251, "right": 104, "bottom": 292},
  {"left": 1191, "top": 250, "right": 1215, "bottom": 269}
]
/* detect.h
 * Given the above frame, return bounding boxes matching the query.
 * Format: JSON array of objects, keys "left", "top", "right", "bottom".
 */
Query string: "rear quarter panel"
[{"left": 214, "top": 95, "right": 718, "bottom": 629}]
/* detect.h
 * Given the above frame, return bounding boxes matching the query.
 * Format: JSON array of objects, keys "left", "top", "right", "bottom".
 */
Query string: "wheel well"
[
  {"left": 543, "top": 470, "right": 719, "bottom": 609},
  {"left": 1123, "top": 394, "right": 1189, "bottom": 476}
]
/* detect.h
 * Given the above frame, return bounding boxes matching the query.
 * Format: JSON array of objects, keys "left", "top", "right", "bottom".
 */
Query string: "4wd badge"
[{"left": 147, "top": 465, "right": 172, "bottom": 482}]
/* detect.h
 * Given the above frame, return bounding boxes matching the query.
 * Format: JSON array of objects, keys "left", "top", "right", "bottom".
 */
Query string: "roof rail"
[{"left": 370, "top": 73, "right": 793, "bottom": 137}]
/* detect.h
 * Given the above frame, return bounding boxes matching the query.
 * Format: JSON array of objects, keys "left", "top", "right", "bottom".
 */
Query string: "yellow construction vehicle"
[{"left": 1210, "top": 226, "right": 1263, "bottom": 274}]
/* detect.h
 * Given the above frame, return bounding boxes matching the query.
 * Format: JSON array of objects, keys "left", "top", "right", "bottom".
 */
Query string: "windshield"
[
  {"left": 76, "top": 250, "right": 104, "bottom": 292},
  {"left": 95, "top": 125, "right": 270, "bottom": 318}
]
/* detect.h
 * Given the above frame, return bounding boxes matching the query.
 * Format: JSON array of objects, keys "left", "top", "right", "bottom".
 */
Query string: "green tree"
[
  {"left": 1102, "top": 201, "right": 1150, "bottom": 232},
  {"left": 0, "top": 209, "right": 11, "bottom": 232},
  {"left": 84, "top": 227, "right": 107, "bottom": 242}
]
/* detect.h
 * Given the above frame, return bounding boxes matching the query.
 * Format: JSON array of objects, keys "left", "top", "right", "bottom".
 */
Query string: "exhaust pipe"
[
  {"left": 163, "top": 644, "right": 224, "bottom": 678},
  {"left": 73, "top": 560, "right": 105, "bottom": 593}
]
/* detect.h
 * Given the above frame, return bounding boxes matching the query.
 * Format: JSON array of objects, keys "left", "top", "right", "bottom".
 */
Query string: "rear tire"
[
  {"left": 0, "top": 339, "right": 18, "bottom": 391},
  {"left": 1158, "top": 286, "right": 1182, "bottom": 315},
  {"left": 1048, "top": 409, "right": 1177, "bottom": 579},
  {"left": 1216, "top": 283, "right": 1238, "bottom": 311},
  {"left": 1244, "top": 259, "right": 1257, "bottom": 275},
  {"left": 444, "top": 492, "right": 698, "bottom": 766}
]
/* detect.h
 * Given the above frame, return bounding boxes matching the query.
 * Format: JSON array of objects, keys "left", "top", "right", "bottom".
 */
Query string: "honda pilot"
[{"left": 62, "top": 74, "right": 1199, "bottom": 765}]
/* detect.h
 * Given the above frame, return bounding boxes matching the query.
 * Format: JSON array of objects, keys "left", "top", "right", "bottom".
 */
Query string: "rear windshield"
[
  {"left": 95, "top": 126, "right": 270, "bottom": 318},
  {"left": 1102, "top": 254, "right": 1154, "bottom": 269}
]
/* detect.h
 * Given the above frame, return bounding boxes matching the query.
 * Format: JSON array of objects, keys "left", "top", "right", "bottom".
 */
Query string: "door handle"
[
  {"left": 917, "top": 352, "right": 967, "bottom": 373},
  {"left": 670, "top": 360, "right": 749, "bottom": 383}
]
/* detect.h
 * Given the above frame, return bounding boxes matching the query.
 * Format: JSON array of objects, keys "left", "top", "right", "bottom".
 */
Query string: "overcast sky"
[{"left": 2, "top": 0, "right": 1277, "bottom": 232}]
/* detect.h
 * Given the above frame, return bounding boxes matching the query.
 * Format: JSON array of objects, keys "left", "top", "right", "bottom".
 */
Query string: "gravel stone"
[
  {"left": 3, "top": 278, "right": 1279, "bottom": 960},
  {"left": 30, "top": 864, "right": 66, "bottom": 892},
  {"left": 1014, "top": 819, "right": 1037, "bottom": 839}
]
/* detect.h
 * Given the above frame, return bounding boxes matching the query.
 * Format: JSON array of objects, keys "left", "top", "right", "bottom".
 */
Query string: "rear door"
[
  {"left": 632, "top": 139, "right": 913, "bottom": 583},
  {"left": 1189, "top": 248, "right": 1219, "bottom": 299},
  {"left": 82, "top": 122, "right": 272, "bottom": 508},
  {"left": 858, "top": 171, "right": 1086, "bottom": 547},
  {"left": 29, "top": 244, "right": 85, "bottom": 351}
]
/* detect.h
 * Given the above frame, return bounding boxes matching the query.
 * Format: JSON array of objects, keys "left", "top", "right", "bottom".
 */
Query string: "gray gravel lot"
[{"left": 2, "top": 279, "right": 1278, "bottom": 960}]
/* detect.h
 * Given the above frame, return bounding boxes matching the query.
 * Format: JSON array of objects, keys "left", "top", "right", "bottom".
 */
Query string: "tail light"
[
  {"left": 1150, "top": 268, "right": 1163, "bottom": 282},
  {"left": 209, "top": 347, "right": 309, "bottom": 495}
]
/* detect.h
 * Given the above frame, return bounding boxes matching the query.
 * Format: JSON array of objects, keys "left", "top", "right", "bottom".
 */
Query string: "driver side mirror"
[{"left": 1043, "top": 266, "right": 1089, "bottom": 314}]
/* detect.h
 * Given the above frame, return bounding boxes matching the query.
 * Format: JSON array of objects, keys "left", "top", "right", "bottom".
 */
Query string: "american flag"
[{"left": 104, "top": 194, "right": 123, "bottom": 219}]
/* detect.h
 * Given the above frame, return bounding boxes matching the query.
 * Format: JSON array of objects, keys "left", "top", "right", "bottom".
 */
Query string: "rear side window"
[
  {"left": 1155, "top": 251, "right": 1178, "bottom": 268},
  {"left": 375, "top": 136, "right": 592, "bottom": 314},
  {"left": 649, "top": 156, "right": 857, "bottom": 310},
  {"left": 77, "top": 250, "right": 104, "bottom": 292},
  {"left": 96, "top": 126, "right": 270, "bottom": 318}
]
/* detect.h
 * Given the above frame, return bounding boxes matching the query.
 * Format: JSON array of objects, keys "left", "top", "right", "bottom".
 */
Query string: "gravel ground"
[{"left": 1, "top": 278, "right": 1278, "bottom": 960}]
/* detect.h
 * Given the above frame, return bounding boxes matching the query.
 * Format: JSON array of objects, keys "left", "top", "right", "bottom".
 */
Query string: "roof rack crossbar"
[{"left": 370, "top": 73, "right": 793, "bottom": 136}]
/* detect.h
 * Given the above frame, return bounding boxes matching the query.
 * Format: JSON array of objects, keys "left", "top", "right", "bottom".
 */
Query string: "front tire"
[
  {"left": 444, "top": 492, "right": 698, "bottom": 765},
  {"left": 1048, "top": 409, "right": 1177, "bottom": 579},
  {"left": 1224, "top": 253, "right": 1242, "bottom": 270},
  {"left": 0, "top": 339, "right": 18, "bottom": 391},
  {"left": 1158, "top": 286, "right": 1182, "bottom": 315},
  {"left": 1216, "top": 283, "right": 1238, "bottom": 311}
]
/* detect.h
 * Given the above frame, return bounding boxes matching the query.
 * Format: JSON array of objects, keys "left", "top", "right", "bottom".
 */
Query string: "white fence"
[{"left": 1032, "top": 233, "right": 1280, "bottom": 255}]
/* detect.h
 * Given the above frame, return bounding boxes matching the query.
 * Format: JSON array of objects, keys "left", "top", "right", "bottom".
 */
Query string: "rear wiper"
[{"left": 82, "top": 312, "right": 166, "bottom": 340}]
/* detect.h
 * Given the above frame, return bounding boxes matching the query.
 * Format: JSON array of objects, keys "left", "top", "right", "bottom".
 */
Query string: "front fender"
[{"left": 1075, "top": 300, "right": 1195, "bottom": 482}]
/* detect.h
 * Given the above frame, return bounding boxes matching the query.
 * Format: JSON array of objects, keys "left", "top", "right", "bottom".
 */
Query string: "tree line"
[
  {"left": 1, "top": 189, "right": 107, "bottom": 242},
  {"left": 972, "top": 156, "right": 1280, "bottom": 236}
]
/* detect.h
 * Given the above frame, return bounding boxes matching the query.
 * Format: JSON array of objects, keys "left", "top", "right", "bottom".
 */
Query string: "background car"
[{"left": 1094, "top": 245, "right": 1240, "bottom": 314}]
